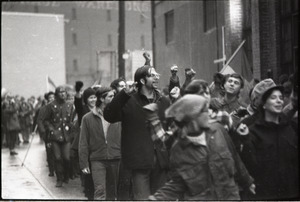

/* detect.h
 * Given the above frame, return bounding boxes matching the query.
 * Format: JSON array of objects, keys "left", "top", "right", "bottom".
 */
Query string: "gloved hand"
[
  {"left": 143, "top": 103, "right": 159, "bottom": 122},
  {"left": 75, "top": 81, "right": 84, "bottom": 92}
]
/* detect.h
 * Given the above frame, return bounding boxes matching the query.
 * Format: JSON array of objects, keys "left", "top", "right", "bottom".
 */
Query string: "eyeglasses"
[{"left": 148, "top": 73, "right": 160, "bottom": 79}]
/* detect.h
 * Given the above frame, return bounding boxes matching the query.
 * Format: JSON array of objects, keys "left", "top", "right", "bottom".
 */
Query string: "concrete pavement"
[{"left": 1, "top": 133, "right": 86, "bottom": 200}]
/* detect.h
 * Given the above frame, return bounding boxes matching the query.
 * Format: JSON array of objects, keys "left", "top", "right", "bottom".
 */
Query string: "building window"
[
  {"left": 73, "top": 59, "right": 78, "bottom": 71},
  {"left": 140, "top": 14, "right": 145, "bottom": 23},
  {"left": 34, "top": 5, "right": 39, "bottom": 13},
  {"left": 72, "top": 33, "right": 77, "bottom": 46},
  {"left": 72, "top": 8, "right": 77, "bottom": 20},
  {"left": 280, "top": 0, "right": 298, "bottom": 74},
  {"left": 107, "top": 10, "right": 111, "bottom": 21},
  {"left": 141, "top": 35, "right": 145, "bottom": 48},
  {"left": 165, "top": 10, "right": 174, "bottom": 44},
  {"left": 108, "top": 34, "right": 112, "bottom": 46},
  {"left": 203, "top": 0, "right": 216, "bottom": 32}
]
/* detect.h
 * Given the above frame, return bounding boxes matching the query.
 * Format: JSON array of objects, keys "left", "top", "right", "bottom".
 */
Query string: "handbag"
[{"left": 50, "top": 130, "right": 64, "bottom": 142}]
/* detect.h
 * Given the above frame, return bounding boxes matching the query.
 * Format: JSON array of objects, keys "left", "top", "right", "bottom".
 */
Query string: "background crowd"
[{"left": 1, "top": 52, "right": 298, "bottom": 200}]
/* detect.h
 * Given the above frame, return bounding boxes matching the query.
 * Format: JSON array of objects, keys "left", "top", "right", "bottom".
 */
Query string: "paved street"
[{"left": 1, "top": 133, "right": 86, "bottom": 200}]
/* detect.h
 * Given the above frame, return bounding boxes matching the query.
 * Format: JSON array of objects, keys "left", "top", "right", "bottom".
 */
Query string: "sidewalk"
[{"left": 1, "top": 134, "right": 86, "bottom": 200}]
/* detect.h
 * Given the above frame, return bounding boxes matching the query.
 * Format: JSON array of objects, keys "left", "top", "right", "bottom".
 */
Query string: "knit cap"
[
  {"left": 165, "top": 94, "right": 209, "bottom": 128},
  {"left": 83, "top": 87, "right": 96, "bottom": 105}
]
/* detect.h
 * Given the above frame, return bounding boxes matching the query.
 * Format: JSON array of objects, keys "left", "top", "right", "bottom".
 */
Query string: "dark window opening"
[
  {"left": 165, "top": 10, "right": 174, "bottom": 44},
  {"left": 72, "top": 8, "right": 77, "bottom": 20},
  {"left": 203, "top": 0, "right": 216, "bottom": 32},
  {"left": 73, "top": 59, "right": 78, "bottom": 71},
  {"left": 72, "top": 33, "right": 77, "bottom": 46},
  {"left": 107, "top": 10, "right": 111, "bottom": 22}
]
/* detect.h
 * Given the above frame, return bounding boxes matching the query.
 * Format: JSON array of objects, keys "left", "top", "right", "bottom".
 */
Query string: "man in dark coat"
[
  {"left": 43, "top": 86, "right": 75, "bottom": 187},
  {"left": 104, "top": 65, "right": 170, "bottom": 200}
]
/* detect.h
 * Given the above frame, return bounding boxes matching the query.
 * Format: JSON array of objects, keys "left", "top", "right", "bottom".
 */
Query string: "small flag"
[{"left": 46, "top": 75, "right": 56, "bottom": 92}]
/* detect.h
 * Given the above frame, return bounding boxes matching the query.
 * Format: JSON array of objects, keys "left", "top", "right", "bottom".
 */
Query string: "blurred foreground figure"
[{"left": 149, "top": 94, "right": 255, "bottom": 200}]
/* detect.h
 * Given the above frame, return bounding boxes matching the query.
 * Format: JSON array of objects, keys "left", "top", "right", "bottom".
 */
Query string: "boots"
[
  {"left": 55, "top": 171, "right": 63, "bottom": 187},
  {"left": 56, "top": 180, "right": 63, "bottom": 187},
  {"left": 63, "top": 160, "right": 71, "bottom": 183}
]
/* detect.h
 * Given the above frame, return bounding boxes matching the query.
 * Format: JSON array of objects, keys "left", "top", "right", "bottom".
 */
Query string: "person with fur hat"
[
  {"left": 43, "top": 86, "right": 75, "bottom": 187},
  {"left": 79, "top": 86, "right": 121, "bottom": 200},
  {"left": 210, "top": 73, "right": 246, "bottom": 114},
  {"left": 149, "top": 94, "right": 254, "bottom": 200},
  {"left": 237, "top": 84, "right": 298, "bottom": 200},
  {"left": 104, "top": 62, "right": 170, "bottom": 200}
]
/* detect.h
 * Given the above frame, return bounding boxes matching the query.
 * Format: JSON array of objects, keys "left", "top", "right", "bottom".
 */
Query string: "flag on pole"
[
  {"left": 220, "top": 65, "right": 235, "bottom": 75},
  {"left": 46, "top": 75, "right": 56, "bottom": 92}
]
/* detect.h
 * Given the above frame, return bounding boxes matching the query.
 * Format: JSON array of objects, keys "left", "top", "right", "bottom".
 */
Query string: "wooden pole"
[
  {"left": 220, "top": 39, "right": 246, "bottom": 73},
  {"left": 222, "top": 26, "right": 226, "bottom": 67}
]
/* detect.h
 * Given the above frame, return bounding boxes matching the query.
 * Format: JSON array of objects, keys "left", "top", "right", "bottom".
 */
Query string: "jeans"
[
  {"left": 131, "top": 160, "right": 168, "bottom": 200},
  {"left": 52, "top": 141, "right": 71, "bottom": 181},
  {"left": 91, "top": 159, "right": 120, "bottom": 200}
]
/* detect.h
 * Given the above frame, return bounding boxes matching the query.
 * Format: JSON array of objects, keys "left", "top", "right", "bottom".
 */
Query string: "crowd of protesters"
[{"left": 1, "top": 52, "right": 298, "bottom": 200}]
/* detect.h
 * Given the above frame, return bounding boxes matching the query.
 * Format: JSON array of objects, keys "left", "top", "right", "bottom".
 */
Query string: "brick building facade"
[{"left": 152, "top": 0, "right": 298, "bottom": 88}]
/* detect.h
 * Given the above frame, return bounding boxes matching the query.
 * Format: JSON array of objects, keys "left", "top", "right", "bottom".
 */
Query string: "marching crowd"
[{"left": 1, "top": 52, "right": 298, "bottom": 200}]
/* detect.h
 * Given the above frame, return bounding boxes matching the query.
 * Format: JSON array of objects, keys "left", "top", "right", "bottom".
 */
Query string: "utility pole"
[
  {"left": 151, "top": 1, "right": 156, "bottom": 67},
  {"left": 118, "top": 1, "right": 125, "bottom": 78}
]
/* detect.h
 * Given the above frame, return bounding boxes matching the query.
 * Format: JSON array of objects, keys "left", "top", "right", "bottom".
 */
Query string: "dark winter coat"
[
  {"left": 153, "top": 122, "right": 253, "bottom": 200},
  {"left": 240, "top": 114, "right": 299, "bottom": 200},
  {"left": 18, "top": 101, "right": 33, "bottom": 128},
  {"left": 74, "top": 96, "right": 91, "bottom": 127},
  {"left": 71, "top": 97, "right": 91, "bottom": 151},
  {"left": 104, "top": 89, "right": 170, "bottom": 170},
  {"left": 3, "top": 101, "right": 21, "bottom": 132},
  {"left": 43, "top": 99, "right": 75, "bottom": 143},
  {"left": 79, "top": 109, "right": 121, "bottom": 170}
]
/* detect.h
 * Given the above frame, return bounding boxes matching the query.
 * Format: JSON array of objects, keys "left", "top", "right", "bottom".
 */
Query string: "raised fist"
[
  {"left": 75, "top": 81, "right": 84, "bottom": 92},
  {"left": 143, "top": 52, "right": 151, "bottom": 61}
]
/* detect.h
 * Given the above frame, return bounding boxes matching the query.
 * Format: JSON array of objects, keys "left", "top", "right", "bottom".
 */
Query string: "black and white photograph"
[{"left": 1, "top": 0, "right": 299, "bottom": 200}]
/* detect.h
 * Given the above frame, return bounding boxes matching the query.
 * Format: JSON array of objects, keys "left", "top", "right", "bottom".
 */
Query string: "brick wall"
[
  {"left": 258, "top": 0, "right": 281, "bottom": 82},
  {"left": 251, "top": 0, "right": 261, "bottom": 80}
]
